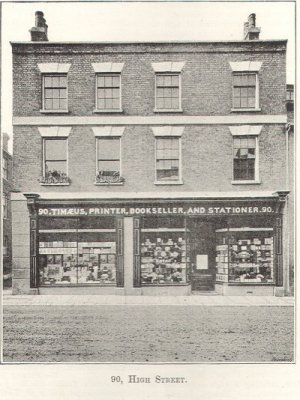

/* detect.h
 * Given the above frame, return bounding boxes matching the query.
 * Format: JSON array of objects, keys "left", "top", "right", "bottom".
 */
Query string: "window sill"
[
  {"left": 93, "top": 109, "right": 123, "bottom": 113},
  {"left": 94, "top": 182, "right": 124, "bottom": 186},
  {"left": 231, "top": 180, "right": 261, "bottom": 185},
  {"left": 154, "top": 108, "right": 183, "bottom": 113},
  {"left": 154, "top": 180, "right": 183, "bottom": 185},
  {"left": 40, "top": 109, "right": 69, "bottom": 114},
  {"left": 40, "top": 183, "right": 70, "bottom": 186},
  {"left": 231, "top": 108, "right": 261, "bottom": 112}
]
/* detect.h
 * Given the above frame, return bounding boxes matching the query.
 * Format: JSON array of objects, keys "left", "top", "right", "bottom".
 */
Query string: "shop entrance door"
[{"left": 187, "top": 218, "right": 216, "bottom": 291}]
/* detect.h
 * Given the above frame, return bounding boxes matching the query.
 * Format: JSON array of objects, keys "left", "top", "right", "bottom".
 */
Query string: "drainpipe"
[{"left": 285, "top": 123, "right": 292, "bottom": 295}]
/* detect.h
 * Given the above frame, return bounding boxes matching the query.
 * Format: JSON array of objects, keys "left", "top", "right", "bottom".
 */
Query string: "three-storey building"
[{"left": 11, "top": 12, "right": 292, "bottom": 295}]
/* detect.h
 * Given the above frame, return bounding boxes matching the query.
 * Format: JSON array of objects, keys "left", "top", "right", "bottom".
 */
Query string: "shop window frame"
[
  {"left": 37, "top": 215, "right": 121, "bottom": 287},
  {"left": 139, "top": 216, "right": 190, "bottom": 287}
]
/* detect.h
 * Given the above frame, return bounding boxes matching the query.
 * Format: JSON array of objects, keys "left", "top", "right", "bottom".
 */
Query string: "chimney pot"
[
  {"left": 30, "top": 11, "right": 48, "bottom": 41},
  {"left": 243, "top": 13, "right": 260, "bottom": 40}
]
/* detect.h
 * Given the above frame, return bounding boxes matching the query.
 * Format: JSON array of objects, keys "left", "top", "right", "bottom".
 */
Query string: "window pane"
[
  {"left": 240, "top": 138, "right": 248, "bottom": 148},
  {"left": 240, "top": 148, "right": 248, "bottom": 159},
  {"left": 44, "top": 76, "right": 52, "bottom": 87},
  {"left": 171, "top": 97, "right": 179, "bottom": 109},
  {"left": 112, "top": 76, "right": 120, "bottom": 87},
  {"left": 44, "top": 99, "right": 53, "bottom": 110},
  {"left": 45, "top": 160, "right": 67, "bottom": 174},
  {"left": 233, "top": 138, "right": 239, "bottom": 149},
  {"left": 112, "top": 88, "right": 120, "bottom": 99},
  {"left": 112, "top": 98, "right": 120, "bottom": 109},
  {"left": 164, "top": 98, "right": 172, "bottom": 108},
  {"left": 248, "top": 148, "right": 256, "bottom": 158},
  {"left": 105, "top": 88, "right": 113, "bottom": 98},
  {"left": 105, "top": 76, "right": 113, "bottom": 87},
  {"left": 52, "top": 99, "right": 60, "bottom": 110},
  {"left": 98, "top": 139, "right": 120, "bottom": 160},
  {"left": 248, "top": 97, "right": 255, "bottom": 108},
  {"left": 248, "top": 74, "right": 256, "bottom": 85},
  {"left": 233, "top": 97, "right": 240, "bottom": 108},
  {"left": 52, "top": 89, "right": 60, "bottom": 98},
  {"left": 241, "top": 97, "right": 248, "bottom": 108},
  {"left": 248, "top": 87, "right": 256, "bottom": 98},
  {"left": 60, "top": 89, "right": 67, "bottom": 99},
  {"left": 59, "top": 76, "right": 67, "bottom": 88},
  {"left": 45, "top": 140, "right": 67, "bottom": 161},
  {"left": 156, "top": 98, "right": 164, "bottom": 109},
  {"left": 156, "top": 75, "right": 164, "bottom": 86},
  {"left": 164, "top": 76, "right": 172, "bottom": 86},
  {"left": 105, "top": 98, "right": 113, "bottom": 109},
  {"left": 241, "top": 87, "right": 248, "bottom": 97},
  {"left": 247, "top": 138, "right": 256, "bottom": 148},
  {"left": 97, "top": 76, "right": 105, "bottom": 87},
  {"left": 97, "top": 99, "right": 105, "bottom": 109},
  {"left": 59, "top": 99, "right": 67, "bottom": 110},
  {"left": 156, "top": 88, "right": 164, "bottom": 98},
  {"left": 171, "top": 75, "right": 179, "bottom": 86},
  {"left": 98, "top": 89, "right": 105, "bottom": 99},
  {"left": 52, "top": 76, "right": 60, "bottom": 87},
  {"left": 171, "top": 87, "right": 179, "bottom": 98},
  {"left": 98, "top": 160, "right": 120, "bottom": 172},
  {"left": 44, "top": 89, "right": 53, "bottom": 99},
  {"left": 233, "top": 87, "right": 240, "bottom": 98},
  {"left": 164, "top": 88, "right": 172, "bottom": 97}
]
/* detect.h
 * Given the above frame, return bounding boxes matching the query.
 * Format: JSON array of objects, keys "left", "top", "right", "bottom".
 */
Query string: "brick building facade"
[{"left": 11, "top": 12, "right": 293, "bottom": 295}]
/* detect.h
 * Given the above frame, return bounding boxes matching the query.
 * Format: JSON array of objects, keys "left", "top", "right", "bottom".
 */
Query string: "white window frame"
[
  {"left": 229, "top": 61, "right": 262, "bottom": 112},
  {"left": 230, "top": 125, "right": 261, "bottom": 185},
  {"left": 154, "top": 136, "right": 183, "bottom": 185},
  {"left": 41, "top": 73, "right": 69, "bottom": 113},
  {"left": 96, "top": 137, "right": 122, "bottom": 178},
  {"left": 154, "top": 73, "right": 182, "bottom": 112},
  {"left": 42, "top": 137, "right": 69, "bottom": 185},
  {"left": 92, "top": 126, "right": 125, "bottom": 185},
  {"left": 94, "top": 73, "right": 122, "bottom": 112}
]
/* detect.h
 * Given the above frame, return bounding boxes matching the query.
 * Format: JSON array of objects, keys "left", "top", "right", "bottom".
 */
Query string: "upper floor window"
[
  {"left": 155, "top": 74, "right": 180, "bottom": 111},
  {"left": 93, "top": 126, "right": 125, "bottom": 184},
  {"left": 156, "top": 137, "right": 180, "bottom": 182},
  {"left": 96, "top": 74, "right": 121, "bottom": 111},
  {"left": 42, "top": 138, "right": 69, "bottom": 184},
  {"left": 43, "top": 74, "right": 68, "bottom": 111},
  {"left": 286, "top": 84, "right": 294, "bottom": 112},
  {"left": 92, "top": 63, "right": 124, "bottom": 113},
  {"left": 233, "top": 136, "right": 257, "bottom": 181},
  {"left": 2, "top": 157, "right": 8, "bottom": 180},
  {"left": 38, "top": 63, "right": 71, "bottom": 113},
  {"left": 230, "top": 61, "right": 262, "bottom": 111},
  {"left": 233, "top": 73, "right": 256, "bottom": 109},
  {"left": 151, "top": 62, "right": 185, "bottom": 112}
]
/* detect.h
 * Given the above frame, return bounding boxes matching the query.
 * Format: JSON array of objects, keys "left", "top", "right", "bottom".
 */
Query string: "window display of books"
[
  {"left": 140, "top": 233, "right": 189, "bottom": 284},
  {"left": 215, "top": 228, "right": 274, "bottom": 284},
  {"left": 39, "top": 241, "right": 116, "bottom": 285}
]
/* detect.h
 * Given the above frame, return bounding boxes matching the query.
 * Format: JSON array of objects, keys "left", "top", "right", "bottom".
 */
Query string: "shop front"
[{"left": 21, "top": 193, "right": 287, "bottom": 296}]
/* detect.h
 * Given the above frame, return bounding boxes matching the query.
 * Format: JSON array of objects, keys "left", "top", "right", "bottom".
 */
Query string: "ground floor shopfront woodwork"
[{"left": 11, "top": 193, "right": 289, "bottom": 295}]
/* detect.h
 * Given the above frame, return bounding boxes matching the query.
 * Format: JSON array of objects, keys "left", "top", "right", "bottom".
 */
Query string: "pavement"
[{"left": 2, "top": 289, "right": 295, "bottom": 306}]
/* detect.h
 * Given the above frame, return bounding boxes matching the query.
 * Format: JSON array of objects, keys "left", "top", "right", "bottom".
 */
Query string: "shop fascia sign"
[{"left": 38, "top": 203, "right": 275, "bottom": 217}]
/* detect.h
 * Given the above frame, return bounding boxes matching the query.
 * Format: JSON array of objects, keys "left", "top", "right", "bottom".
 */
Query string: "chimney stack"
[
  {"left": 243, "top": 13, "right": 260, "bottom": 40},
  {"left": 29, "top": 11, "right": 48, "bottom": 41}
]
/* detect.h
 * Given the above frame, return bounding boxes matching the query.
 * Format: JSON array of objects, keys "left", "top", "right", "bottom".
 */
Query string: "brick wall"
[
  {"left": 12, "top": 41, "right": 287, "bottom": 117},
  {"left": 13, "top": 124, "right": 286, "bottom": 194}
]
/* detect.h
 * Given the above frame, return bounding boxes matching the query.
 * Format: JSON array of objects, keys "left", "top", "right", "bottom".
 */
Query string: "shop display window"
[
  {"left": 216, "top": 227, "right": 274, "bottom": 284},
  {"left": 38, "top": 217, "right": 117, "bottom": 286},
  {"left": 140, "top": 217, "right": 190, "bottom": 285}
]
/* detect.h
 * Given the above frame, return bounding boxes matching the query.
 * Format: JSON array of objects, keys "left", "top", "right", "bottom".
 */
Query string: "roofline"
[{"left": 10, "top": 39, "right": 288, "bottom": 46}]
